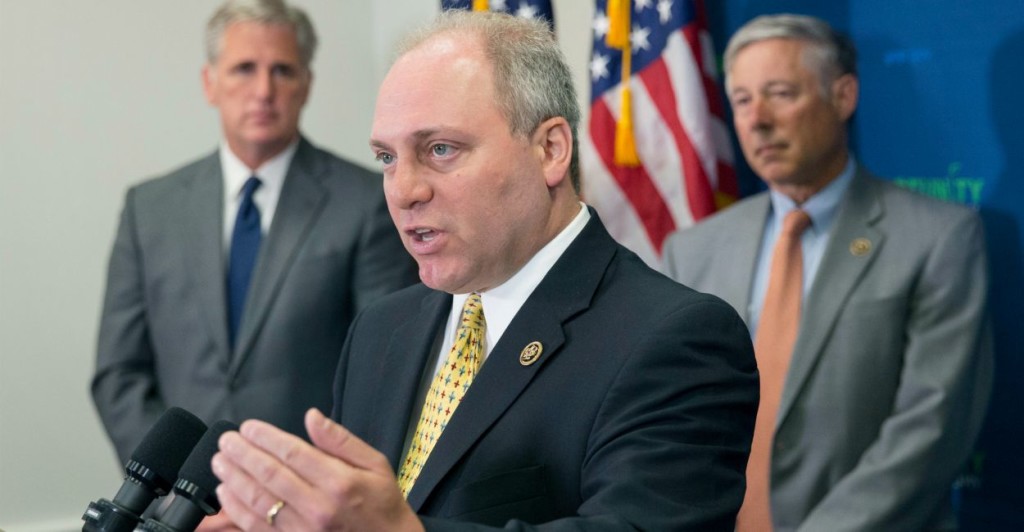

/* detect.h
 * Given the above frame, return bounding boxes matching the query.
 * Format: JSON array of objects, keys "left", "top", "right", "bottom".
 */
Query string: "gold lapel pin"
[
  {"left": 520, "top": 341, "right": 543, "bottom": 366},
  {"left": 849, "top": 237, "right": 872, "bottom": 256}
]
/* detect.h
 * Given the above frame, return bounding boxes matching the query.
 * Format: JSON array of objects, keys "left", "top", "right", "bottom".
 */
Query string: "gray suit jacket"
[
  {"left": 92, "top": 138, "right": 418, "bottom": 464},
  {"left": 663, "top": 169, "right": 993, "bottom": 532}
]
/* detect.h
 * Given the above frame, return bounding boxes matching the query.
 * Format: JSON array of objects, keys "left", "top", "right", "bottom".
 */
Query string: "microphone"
[
  {"left": 138, "top": 420, "right": 240, "bottom": 532},
  {"left": 83, "top": 407, "right": 208, "bottom": 532}
]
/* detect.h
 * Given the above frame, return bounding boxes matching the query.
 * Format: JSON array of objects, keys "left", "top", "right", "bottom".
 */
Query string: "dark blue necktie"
[{"left": 227, "top": 176, "right": 262, "bottom": 349}]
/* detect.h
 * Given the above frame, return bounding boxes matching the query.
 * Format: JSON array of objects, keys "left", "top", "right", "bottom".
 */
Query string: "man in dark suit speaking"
[
  {"left": 91, "top": 0, "right": 415, "bottom": 469},
  {"left": 209, "top": 10, "right": 759, "bottom": 531}
]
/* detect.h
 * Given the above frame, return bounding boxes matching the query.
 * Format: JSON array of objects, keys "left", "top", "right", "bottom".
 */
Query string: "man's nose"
[
  {"left": 750, "top": 98, "right": 773, "bottom": 130},
  {"left": 387, "top": 161, "right": 432, "bottom": 209},
  {"left": 254, "top": 69, "right": 275, "bottom": 100}
]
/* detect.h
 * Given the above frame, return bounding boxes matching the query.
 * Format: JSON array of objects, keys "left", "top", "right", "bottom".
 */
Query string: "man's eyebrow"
[
  {"left": 410, "top": 129, "right": 443, "bottom": 141},
  {"left": 369, "top": 128, "right": 447, "bottom": 150},
  {"left": 762, "top": 80, "right": 798, "bottom": 90},
  {"left": 729, "top": 80, "right": 796, "bottom": 95}
]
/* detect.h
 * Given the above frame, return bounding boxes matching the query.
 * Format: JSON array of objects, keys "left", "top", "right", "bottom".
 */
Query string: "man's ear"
[
  {"left": 532, "top": 116, "right": 573, "bottom": 188},
  {"left": 297, "top": 68, "right": 313, "bottom": 106},
  {"left": 831, "top": 73, "right": 859, "bottom": 121},
  {"left": 201, "top": 65, "right": 217, "bottom": 106}
]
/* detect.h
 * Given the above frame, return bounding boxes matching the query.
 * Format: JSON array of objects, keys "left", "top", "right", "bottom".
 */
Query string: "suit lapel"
[
  {"left": 370, "top": 291, "right": 452, "bottom": 470},
  {"left": 182, "top": 153, "right": 231, "bottom": 360},
  {"left": 715, "top": 195, "right": 770, "bottom": 325},
  {"left": 230, "top": 139, "right": 328, "bottom": 374},
  {"left": 406, "top": 210, "right": 615, "bottom": 510},
  {"left": 777, "top": 171, "right": 885, "bottom": 428}
]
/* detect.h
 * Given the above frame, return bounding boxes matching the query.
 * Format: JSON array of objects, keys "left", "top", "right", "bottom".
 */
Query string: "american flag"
[
  {"left": 582, "top": 0, "right": 737, "bottom": 269},
  {"left": 441, "top": 0, "right": 554, "bottom": 27}
]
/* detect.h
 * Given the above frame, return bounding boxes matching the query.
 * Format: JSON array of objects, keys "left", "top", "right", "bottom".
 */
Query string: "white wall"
[{"left": 0, "top": 1, "right": 592, "bottom": 529}]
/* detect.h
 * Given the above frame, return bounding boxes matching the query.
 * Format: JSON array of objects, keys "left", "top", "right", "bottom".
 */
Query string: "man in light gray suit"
[
  {"left": 92, "top": 0, "right": 416, "bottom": 468},
  {"left": 663, "top": 14, "right": 993, "bottom": 532}
]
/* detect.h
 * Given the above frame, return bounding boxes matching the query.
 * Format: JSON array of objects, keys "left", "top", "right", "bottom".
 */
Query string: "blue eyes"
[{"left": 374, "top": 144, "right": 455, "bottom": 167}]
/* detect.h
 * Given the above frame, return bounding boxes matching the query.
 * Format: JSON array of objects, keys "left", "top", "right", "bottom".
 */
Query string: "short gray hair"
[
  {"left": 396, "top": 10, "right": 581, "bottom": 192},
  {"left": 724, "top": 14, "right": 857, "bottom": 96},
  {"left": 205, "top": 0, "right": 318, "bottom": 67}
]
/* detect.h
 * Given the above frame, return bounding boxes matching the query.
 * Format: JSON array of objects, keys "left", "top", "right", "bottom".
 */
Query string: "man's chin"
[
  {"left": 237, "top": 130, "right": 296, "bottom": 154},
  {"left": 419, "top": 267, "right": 475, "bottom": 295},
  {"left": 755, "top": 168, "right": 794, "bottom": 186}
]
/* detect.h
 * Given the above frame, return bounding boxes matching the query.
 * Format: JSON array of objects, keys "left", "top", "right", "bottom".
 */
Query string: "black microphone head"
[
  {"left": 140, "top": 421, "right": 240, "bottom": 532},
  {"left": 83, "top": 407, "right": 208, "bottom": 532},
  {"left": 127, "top": 407, "right": 208, "bottom": 494},
  {"left": 174, "top": 420, "right": 240, "bottom": 514}
]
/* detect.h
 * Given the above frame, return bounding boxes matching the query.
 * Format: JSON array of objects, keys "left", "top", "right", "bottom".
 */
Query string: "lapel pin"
[
  {"left": 520, "top": 341, "right": 543, "bottom": 366},
  {"left": 849, "top": 237, "right": 872, "bottom": 256}
]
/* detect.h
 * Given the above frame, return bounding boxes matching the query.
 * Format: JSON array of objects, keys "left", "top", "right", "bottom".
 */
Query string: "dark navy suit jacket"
[{"left": 332, "top": 211, "right": 759, "bottom": 531}]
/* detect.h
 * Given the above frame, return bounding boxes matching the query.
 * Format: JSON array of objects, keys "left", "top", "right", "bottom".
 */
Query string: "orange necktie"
[
  {"left": 737, "top": 209, "right": 812, "bottom": 532},
  {"left": 397, "top": 293, "right": 486, "bottom": 498}
]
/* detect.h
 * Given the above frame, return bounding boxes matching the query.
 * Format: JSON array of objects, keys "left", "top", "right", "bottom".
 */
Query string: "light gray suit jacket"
[
  {"left": 92, "top": 138, "right": 418, "bottom": 464},
  {"left": 663, "top": 169, "right": 993, "bottom": 532}
]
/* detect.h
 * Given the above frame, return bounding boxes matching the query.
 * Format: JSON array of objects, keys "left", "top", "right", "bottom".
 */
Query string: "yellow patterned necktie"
[{"left": 398, "top": 293, "right": 486, "bottom": 498}]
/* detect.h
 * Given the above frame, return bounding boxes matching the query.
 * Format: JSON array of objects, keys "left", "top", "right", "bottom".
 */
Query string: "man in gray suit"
[
  {"left": 663, "top": 14, "right": 993, "bottom": 532},
  {"left": 92, "top": 0, "right": 415, "bottom": 467}
]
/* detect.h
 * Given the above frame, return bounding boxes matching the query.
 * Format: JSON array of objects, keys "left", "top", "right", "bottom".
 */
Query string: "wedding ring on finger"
[{"left": 266, "top": 499, "right": 286, "bottom": 526}]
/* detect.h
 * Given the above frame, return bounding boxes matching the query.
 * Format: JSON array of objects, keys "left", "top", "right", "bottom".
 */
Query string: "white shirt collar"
[
  {"left": 220, "top": 139, "right": 300, "bottom": 243},
  {"left": 447, "top": 203, "right": 591, "bottom": 357}
]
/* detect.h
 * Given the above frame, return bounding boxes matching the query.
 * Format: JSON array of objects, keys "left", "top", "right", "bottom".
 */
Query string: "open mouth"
[{"left": 412, "top": 228, "right": 437, "bottom": 242}]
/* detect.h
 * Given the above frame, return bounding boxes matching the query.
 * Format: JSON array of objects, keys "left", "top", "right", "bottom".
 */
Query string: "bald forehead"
[
  {"left": 383, "top": 32, "right": 491, "bottom": 95},
  {"left": 372, "top": 29, "right": 501, "bottom": 137},
  {"left": 399, "top": 30, "right": 485, "bottom": 65}
]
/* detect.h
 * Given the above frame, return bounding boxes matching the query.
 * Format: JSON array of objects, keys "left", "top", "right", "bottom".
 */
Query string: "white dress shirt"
[{"left": 219, "top": 139, "right": 299, "bottom": 252}]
